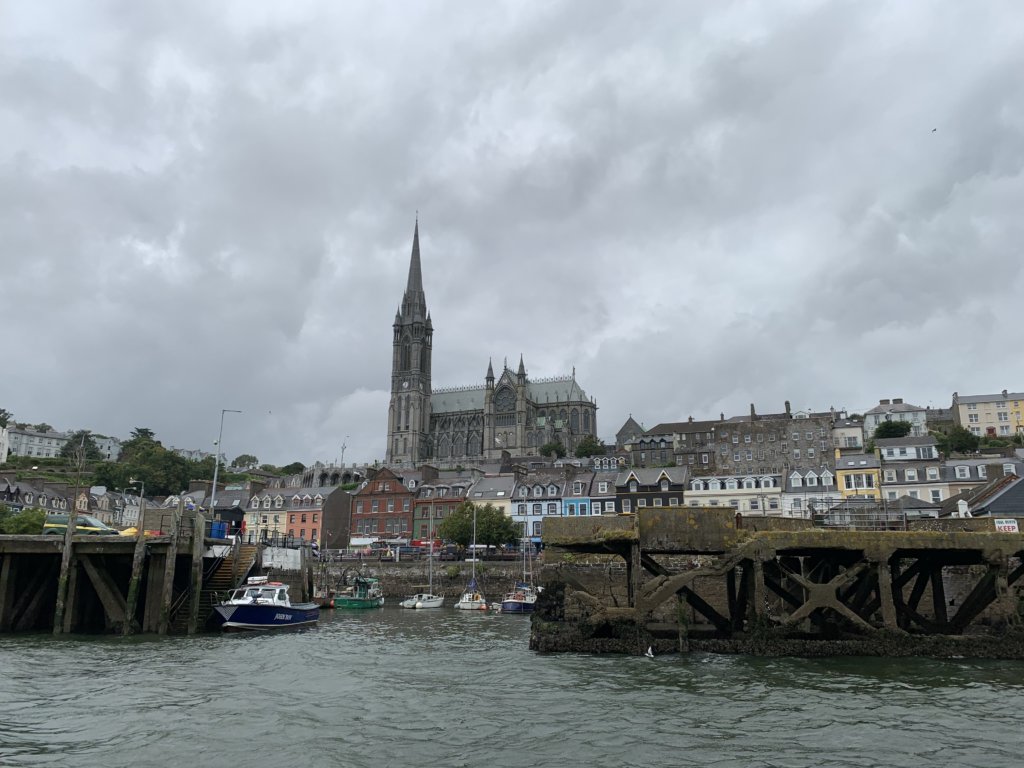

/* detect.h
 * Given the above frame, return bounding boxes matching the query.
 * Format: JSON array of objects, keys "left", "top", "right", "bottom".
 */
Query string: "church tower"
[{"left": 386, "top": 220, "right": 433, "bottom": 467}]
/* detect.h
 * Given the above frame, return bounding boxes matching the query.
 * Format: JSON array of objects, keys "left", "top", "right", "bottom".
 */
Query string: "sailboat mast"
[
  {"left": 427, "top": 499, "right": 434, "bottom": 593},
  {"left": 471, "top": 505, "right": 477, "bottom": 580}
]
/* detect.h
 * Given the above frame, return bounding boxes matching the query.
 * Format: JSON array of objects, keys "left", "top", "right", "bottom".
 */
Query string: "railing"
[{"left": 812, "top": 507, "right": 908, "bottom": 532}]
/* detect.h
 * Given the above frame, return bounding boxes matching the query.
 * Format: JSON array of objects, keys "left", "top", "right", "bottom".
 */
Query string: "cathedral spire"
[{"left": 406, "top": 217, "right": 423, "bottom": 295}]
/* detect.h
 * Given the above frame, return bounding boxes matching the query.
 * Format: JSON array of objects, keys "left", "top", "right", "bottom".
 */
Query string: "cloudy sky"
[{"left": 4, "top": 1, "right": 1023, "bottom": 466}]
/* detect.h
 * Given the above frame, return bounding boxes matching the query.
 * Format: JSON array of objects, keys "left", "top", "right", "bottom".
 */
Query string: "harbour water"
[{"left": 2, "top": 608, "right": 1023, "bottom": 768}]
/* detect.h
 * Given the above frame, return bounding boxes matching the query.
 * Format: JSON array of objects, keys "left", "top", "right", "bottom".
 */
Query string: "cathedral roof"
[
  {"left": 528, "top": 376, "right": 591, "bottom": 405},
  {"left": 432, "top": 387, "right": 486, "bottom": 413}
]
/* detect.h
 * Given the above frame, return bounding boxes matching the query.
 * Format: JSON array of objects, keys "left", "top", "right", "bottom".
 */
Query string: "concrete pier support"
[
  {"left": 123, "top": 499, "right": 149, "bottom": 636},
  {"left": 187, "top": 512, "right": 206, "bottom": 635}
]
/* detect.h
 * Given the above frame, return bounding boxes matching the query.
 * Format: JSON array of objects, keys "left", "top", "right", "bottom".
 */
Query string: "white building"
[
  {"left": 7, "top": 428, "right": 69, "bottom": 458},
  {"left": 863, "top": 398, "right": 928, "bottom": 440}
]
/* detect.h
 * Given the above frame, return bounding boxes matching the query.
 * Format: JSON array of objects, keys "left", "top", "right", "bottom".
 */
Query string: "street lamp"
[
  {"left": 210, "top": 408, "right": 242, "bottom": 527},
  {"left": 128, "top": 477, "right": 145, "bottom": 528}
]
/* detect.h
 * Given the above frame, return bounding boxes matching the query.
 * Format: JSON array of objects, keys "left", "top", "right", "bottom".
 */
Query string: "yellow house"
[
  {"left": 952, "top": 390, "right": 1024, "bottom": 439},
  {"left": 835, "top": 449, "right": 881, "bottom": 500}
]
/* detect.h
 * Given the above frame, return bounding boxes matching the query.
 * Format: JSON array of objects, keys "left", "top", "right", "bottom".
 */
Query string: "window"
[
  {"left": 1004, "top": 464, "right": 1017, "bottom": 476},
  {"left": 930, "top": 490, "right": 942, "bottom": 502},
  {"left": 669, "top": 497, "right": 679, "bottom": 506},
  {"left": 955, "top": 466, "right": 969, "bottom": 479},
  {"left": 517, "top": 503, "right": 527, "bottom": 514},
  {"left": 289, "top": 514, "right": 296, "bottom": 523},
  {"left": 547, "top": 502, "right": 557, "bottom": 515},
  {"left": 979, "top": 466, "right": 988, "bottom": 479},
  {"left": 300, "top": 529, "right": 306, "bottom": 538},
  {"left": 660, "top": 479, "right": 669, "bottom": 492},
  {"left": 790, "top": 473, "right": 802, "bottom": 488},
  {"left": 728, "top": 499, "right": 739, "bottom": 508},
  {"left": 605, "top": 501, "right": 615, "bottom": 512},
  {"left": 768, "top": 498, "right": 779, "bottom": 510},
  {"left": 629, "top": 481, "right": 638, "bottom": 493},
  {"left": 403, "top": 498, "right": 410, "bottom": 512},
  {"left": 312, "top": 514, "right": 318, "bottom": 523},
  {"left": 263, "top": 498, "right": 271, "bottom": 510},
  {"left": 261, "top": 515, "right": 268, "bottom": 524},
  {"left": 301, "top": 513, "right": 307, "bottom": 523},
  {"left": 652, "top": 499, "right": 663, "bottom": 507},
  {"left": 749, "top": 499, "right": 759, "bottom": 511},
  {"left": 371, "top": 500, "right": 379, "bottom": 513},
  {"left": 573, "top": 481, "right": 584, "bottom": 495},
  {"left": 567, "top": 503, "right": 576, "bottom": 516},
  {"left": 355, "top": 501, "right": 364, "bottom": 514},
  {"left": 768, "top": 433, "right": 776, "bottom": 442},
  {"left": 744, "top": 434, "right": 752, "bottom": 443},
  {"left": 579, "top": 504, "right": 588, "bottom": 515},
  {"left": 905, "top": 469, "right": 917, "bottom": 481},
  {"left": 598, "top": 482, "right": 608, "bottom": 494},
  {"left": 927, "top": 467, "right": 939, "bottom": 480},
  {"left": 999, "top": 412, "right": 1009, "bottom": 422},
  {"left": 622, "top": 499, "right": 632, "bottom": 513},
  {"left": 792, "top": 432, "right": 800, "bottom": 441},
  {"left": 969, "top": 414, "right": 979, "bottom": 423},
  {"left": 909, "top": 490, "right": 920, "bottom": 500},
  {"left": 387, "top": 499, "right": 395, "bottom": 512},
  {"left": 726, "top": 478, "right": 738, "bottom": 490},
  {"left": 884, "top": 469, "right": 897, "bottom": 483},
  {"left": 793, "top": 449, "right": 801, "bottom": 460}
]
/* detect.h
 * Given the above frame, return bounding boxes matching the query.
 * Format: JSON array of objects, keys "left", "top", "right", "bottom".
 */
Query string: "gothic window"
[
  {"left": 401, "top": 337, "right": 411, "bottom": 371},
  {"left": 570, "top": 409, "right": 580, "bottom": 432},
  {"left": 403, "top": 395, "right": 410, "bottom": 430},
  {"left": 559, "top": 409, "right": 567, "bottom": 422},
  {"left": 420, "top": 345, "right": 428, "bottom": 373},
  {"left": 454, "top": 435, "right": 465, "bottom": 456},
  {"left": 583, "top": 410, "right": 591, "bottom": 432},
  {"left": 495, "top": 388, "right": 515, "bottom": 412}
]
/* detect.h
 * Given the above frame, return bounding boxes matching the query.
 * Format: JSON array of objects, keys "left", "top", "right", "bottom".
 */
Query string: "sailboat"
[
  {"left": 454, "top": 504, "right": 488, "bottom": 610},
  {"left": 500, "top": 538, "right": 539, "bottom": 614},
  {"left": 400, "top": 504, "right": 444, "bottom": 609}
]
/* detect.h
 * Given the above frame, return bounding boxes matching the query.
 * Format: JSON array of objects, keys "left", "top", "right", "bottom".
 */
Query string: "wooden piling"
[
  {"left": 187, "top": 512, "right": 206, "bottom": 634},
  {"left": 157, "top": 499, "right": 184, "bottom": 635},
  {"left": 62, "top": 558, "right": 79, "bottom": 633},
  {"left": 123, "top": 498, "right": 149, "bottom": 636},
  {"left": 51, "top": 510, "right": 80, "bottom": 635},
  {"left": 0, "top": 555, "right": 18, "bottom": 632}
]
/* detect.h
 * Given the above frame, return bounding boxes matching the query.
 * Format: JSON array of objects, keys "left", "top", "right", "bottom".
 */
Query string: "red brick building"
[{"left": 351, "top": 468, "right": 415, "bottom": 539}]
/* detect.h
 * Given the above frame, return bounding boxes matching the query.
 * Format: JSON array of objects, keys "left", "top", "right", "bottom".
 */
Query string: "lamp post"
[
  {"left": 128, "top": 478, "right": 145, "bottom": 528},
  {"left": 210, "top": 409, "right": 242, "bottom": 529}
]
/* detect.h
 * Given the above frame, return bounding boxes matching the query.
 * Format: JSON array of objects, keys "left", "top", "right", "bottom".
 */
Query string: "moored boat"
[
  {"left": 333, "top": 576, "right": 385, "bottom": 609},
  {"left": 499, "top": 582, "right": 538, "bottom": 614},
  {"left": 454, "top": 577, "right": 488, "bottom": 611},
  {"left": 212, "top": 576, "right": 319, "bottom": 631},
  {"left": 399, "top": 591, "right": 444, "bottom": 609}
]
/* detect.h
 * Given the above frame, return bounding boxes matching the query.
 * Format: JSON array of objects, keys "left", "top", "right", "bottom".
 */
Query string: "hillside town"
[{"left": 4, "top": 226, "right": 1024, "bottom": 543}]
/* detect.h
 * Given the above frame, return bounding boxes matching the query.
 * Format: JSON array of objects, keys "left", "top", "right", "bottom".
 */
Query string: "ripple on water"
[{"left": 3, "top": 615, "right": 1024, "bottom": 768}]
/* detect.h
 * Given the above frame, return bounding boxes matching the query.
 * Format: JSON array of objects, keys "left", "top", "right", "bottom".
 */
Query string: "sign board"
[{"left": 994, "top": 518, "right": 1019, "bottom": 533}]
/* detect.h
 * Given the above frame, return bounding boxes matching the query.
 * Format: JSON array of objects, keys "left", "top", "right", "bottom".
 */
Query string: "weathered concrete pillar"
[
  {"left": 52, "top": 512, "right": 79, "bottom": 635},
  {"left": 187, "top": 512, "right": 206, "bottom": 634},
  {"left": 877, "top": 558, "right": 898, "bottom": 630},
  {"left": 123, "top": 499, "right": 148, "bottom": 636}
]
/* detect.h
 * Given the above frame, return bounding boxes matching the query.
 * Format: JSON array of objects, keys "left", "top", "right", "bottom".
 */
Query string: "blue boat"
[
  {"left": 499, "top": 582, "right": 538, "bottom": 614},
  {"left": 212, "top": 576, "right": 319, "bottom": 631}
]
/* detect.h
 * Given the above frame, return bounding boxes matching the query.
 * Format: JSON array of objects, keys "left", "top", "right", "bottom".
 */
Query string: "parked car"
[{"left": 42, "top": 513, "right": 120, "bottom": 536}]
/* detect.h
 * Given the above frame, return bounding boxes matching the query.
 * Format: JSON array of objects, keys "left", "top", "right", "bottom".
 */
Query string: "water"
[{"left": 2, "top": 609, "right": 1023, "bottom": 767}]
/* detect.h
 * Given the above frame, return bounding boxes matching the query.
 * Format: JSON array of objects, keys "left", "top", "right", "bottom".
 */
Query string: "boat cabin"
[{"left": 228, "top": 577, "right": 291, "bottom": 606}]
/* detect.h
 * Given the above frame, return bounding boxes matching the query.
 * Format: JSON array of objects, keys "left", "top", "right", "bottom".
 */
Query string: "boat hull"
[
  {"left": 212, "top": 602, "right": 320, "bottom": 631},
  {"left": 333, "top": 596, "right": 384, "bottom": 609},
  {"left": 499, "top": 598, "right": 536, "bottom": 614},
  {"left": 399, "top": 593, "right": 444, "bottom": 609}
]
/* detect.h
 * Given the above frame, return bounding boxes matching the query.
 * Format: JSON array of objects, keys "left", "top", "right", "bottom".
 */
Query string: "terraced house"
[
  {"left": 614, "top": 467, "right": 687, "bottom": 513},
  {"left": 952, "top": 390, "right": 1024, "bottom": 438},
  {"left": 247, "top": 486, "right": 334, "bottom": 544},
  {"left": 687, "top": 473, "right": 783, "bottom": 514},
  {"left": 351, "top": 468, "right": 416, "bottom": 540}
]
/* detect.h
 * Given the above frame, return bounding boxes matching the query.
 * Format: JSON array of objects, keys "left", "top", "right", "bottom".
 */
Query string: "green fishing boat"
[{"left": 333, "top": 576, "right": 384, "bottom": 609}]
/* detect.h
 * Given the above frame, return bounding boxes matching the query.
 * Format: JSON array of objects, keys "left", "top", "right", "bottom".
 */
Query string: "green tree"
[
  {"left": 233, "top": 454, "right": 258, "bottom": 469},
  {"left": 0, "top": 507, "right": 46, "bottom": 534},
  {"left": 936, "top": 426, "right": 980, "bottom": 454},
  {"left": 130, "top": 427, "right": 156, "bottom": 441},
  {"left": 539, "top": 441, "right": 567, "bottom": 459},
  {"left": 281, "top": 462, "right": 306, "bottom": 475},
  {"left": 438, "top": 502, "right": 519, "bottom": 548},
  {"left": 118, "top": 428, "right": 161, "bottom": 464},
  {"left": 574, "top": 435, "right": 605, "bottom": 458},
  {"left": 59, "top": 430, "right": 103, "bottom": 462},
  {"left": 873, "top": 421, "right": 913, "bottom": 439},
  {"left": 0, "top": 408, "right": 11, "bottom": 428},
  {"left": 93, "top": 434, "right": 193, "bottom": 497},
  {"left": 32, "top": 423, "right": 54, "bottom": 433}
]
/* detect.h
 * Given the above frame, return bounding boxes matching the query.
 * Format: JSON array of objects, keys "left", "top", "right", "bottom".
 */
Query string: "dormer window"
[
  {"left": 251, "top": 498, "right": 260, "bottom": 509},
  {"left": 548, "top": 485, "right": 558, "bottom": 496},
  {"left": 302, "top": 494, "right": 312, "bottom": 505},
  {"left": 629, "top": 481, "right": 638, "bottom": 493},
  {"left": 790, "top": 472, "right": 802, "bottom": 488},
  {"left": 519, "top": 487, "right": 528, "bottom": 498},
  {"left": 760, "top": 477, "right": 774, "bottom": 489},
  {"left": 263, "top": 497, "right": 271, "bottom": 509},
  {"left": 573, "top": 481, "right": 584, "bottom": 495},
  {"left": 291, "top": 495, "right": 301, "bottom": 506},
  {"left": 742, "top": 478, "right": 755, "bottom": 489},
  {"left": 314, "top": 495, "right": 323, "bottom": 506},
  {"left": 437, "top": 488, "right": 447, "bottom": 497},
  {"left": 805, "top": 472, "right": 818, "bottom": 487},
  {"left": 725, "top": 478, "right": 738, "bottom": 490},
  {"left": 659, "top": 479, "right": 669, "bottom": 492},
  {"left": 275, "top": 496, "right": 284, "bottom": 509},
  {"left": 821, "top": 471, "right": 833, "bottom": 486},
  {"left": 690, "top": 480, "right": 703, "bottom": 491},
  {"left": 708, "top": 479, "right": 722, "bottom": 491}
]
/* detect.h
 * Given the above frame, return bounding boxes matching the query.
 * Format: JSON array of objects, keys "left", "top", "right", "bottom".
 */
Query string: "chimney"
[
  {"left": 893, "top": 398, "right": 903, "bottom": 405},
  {"left": 720, "top": 412, "right": 725, "bottom": 422},
  {"left": 688, "top": 415, "right": 693, "bottom": 423},
  {"left": 879, "top": 399, "right": 891, "bottom": 406},
  {"left": 784, "top": 400, "right": 791, "bottom": 416},
  {"left": 750, "top": 403, "right": 756, "bottom": 421},
  {"left": 1003, "top": 389, "right": 1009, "bottom": 398}
]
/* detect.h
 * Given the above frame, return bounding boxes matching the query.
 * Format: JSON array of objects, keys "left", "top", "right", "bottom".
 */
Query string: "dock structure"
[
  {"left": 0, "top": 516, "right": 260, "bottom": 635},
  {"left": 531, "top": 509, "right": 1024, "bottom": 657}
]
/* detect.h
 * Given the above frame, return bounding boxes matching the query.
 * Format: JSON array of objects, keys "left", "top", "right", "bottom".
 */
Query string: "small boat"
[
  {"left": 333, "top": 576, "right": 384, "bottom": 609},
  {"left": 499, "top": 581, "right": 539, "bottom": 614},
  {"left": 212, "top": 576, "right": 319, "bottom": 631},
  {"left": 400, "top": 514, "right": 443, "bottom": 609},
  {"left": 454, "top": 506, "right": 487, "bottom": 610},
  {"left": 454, "top": 577, "right": 488, "bottom": 611},
  {"left": 500, "top": 540, "right": 540, "bottom": 614},
  {"left": 399, "top": 590, "right": 444, "bottom": 609}
]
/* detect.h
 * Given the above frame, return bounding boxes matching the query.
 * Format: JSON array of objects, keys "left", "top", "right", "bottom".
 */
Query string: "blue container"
[{"left": 211, "top": 521, "right": 228, "bottom": 539}]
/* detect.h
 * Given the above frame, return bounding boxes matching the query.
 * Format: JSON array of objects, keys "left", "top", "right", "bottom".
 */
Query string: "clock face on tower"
[
  {"left": 495, "top": 388, "right": 515, "bottom": 412},
  {"left": 402, "top": 380, "right": 409, "bottom": 389}
]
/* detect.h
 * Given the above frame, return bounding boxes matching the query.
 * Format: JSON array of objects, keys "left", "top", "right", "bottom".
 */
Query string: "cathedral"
[{"left": 386, "top": 222, "right": 598, "bottom": 467}]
